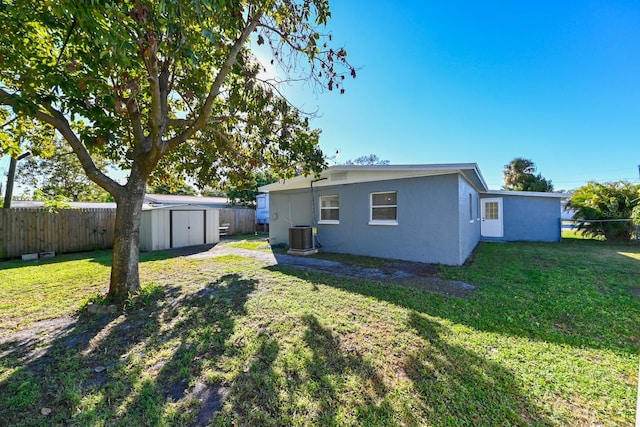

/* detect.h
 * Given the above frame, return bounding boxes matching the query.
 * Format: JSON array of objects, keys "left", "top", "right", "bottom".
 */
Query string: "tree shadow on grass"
[
  {"left": 267, "top": 252, "right": 640, "bottom": 356},
  {"left": 0, "top": 242, "right": 234, "bottom": 272},
  {"left": 0, "top": 273, "right": 257, "bottom": 426},
  {"left": 405, "top": 311, "right": 552, "bottom": 425},
  {"left": 0, "top": 245, "right": 210, "bottom": 271},
  {"left": 262, "top": 265, "right": 635, "bottom": 424},
  {"left": 219, "top": 313, "right": 395, "bottom": 426}
]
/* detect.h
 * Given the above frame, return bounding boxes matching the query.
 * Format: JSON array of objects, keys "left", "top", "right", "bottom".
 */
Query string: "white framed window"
[
  {"left": 369, "top": 191, "right": 398, "bottom": 225},
  {"left": 319, "top": 195, "right": 339, "bottom": 224},
  {"left": 469, "top": 194, "right": 474, "bottom": 222}
]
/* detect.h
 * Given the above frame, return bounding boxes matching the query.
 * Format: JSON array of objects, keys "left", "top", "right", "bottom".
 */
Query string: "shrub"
[{"left": 566, "top": 181, "right": 640, "bottom": 241}]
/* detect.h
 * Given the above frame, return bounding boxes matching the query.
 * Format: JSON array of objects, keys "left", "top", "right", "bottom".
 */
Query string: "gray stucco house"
[{"left": 259, "top": 164, "right": 568, "bottom": 266}]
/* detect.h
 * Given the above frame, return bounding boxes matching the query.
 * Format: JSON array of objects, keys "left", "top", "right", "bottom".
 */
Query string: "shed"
[{"left": 140, "top": 204, "right": 220, "bottom": 251}]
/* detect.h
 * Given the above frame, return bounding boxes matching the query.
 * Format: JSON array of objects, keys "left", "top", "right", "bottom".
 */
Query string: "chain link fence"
[{"left": 562, "top": 218, "right": 640, "bottom": 241}]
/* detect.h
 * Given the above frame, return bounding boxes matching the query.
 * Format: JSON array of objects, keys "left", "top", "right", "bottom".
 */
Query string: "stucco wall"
[
  {"left": 268, "top": 174, "right": 472, "bottom": 265},
  {"left": 457, "top": 175, "right": 481, "bottom": 263},
  {"left": 481, "top": 195, "right": 561, "bottom": 242}
]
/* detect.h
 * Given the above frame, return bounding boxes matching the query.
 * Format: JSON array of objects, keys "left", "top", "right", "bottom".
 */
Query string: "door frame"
[{"left": 481, "top": 198, "right": 504, "bottom": 238}]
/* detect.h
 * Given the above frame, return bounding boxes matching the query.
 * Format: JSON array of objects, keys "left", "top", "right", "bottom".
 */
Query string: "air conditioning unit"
[{"left": 288, "top": 226, "right": 317, "bottom": 255}]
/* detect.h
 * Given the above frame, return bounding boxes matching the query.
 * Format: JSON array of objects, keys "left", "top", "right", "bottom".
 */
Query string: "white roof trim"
[
  {"left": 482, "top": 190, "right": 570, "bottom": 198},
  {"left": 259, "top": 163, "right": 489, "bottom": 193}
]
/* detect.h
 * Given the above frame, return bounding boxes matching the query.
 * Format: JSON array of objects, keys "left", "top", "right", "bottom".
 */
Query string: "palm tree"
[{"left": 502, "top": 158, "right": 553, "bottom": 192}]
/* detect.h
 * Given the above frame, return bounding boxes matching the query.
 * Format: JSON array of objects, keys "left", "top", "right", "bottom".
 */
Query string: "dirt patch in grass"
[
  {"left": 393, "top": 277, "right": 476, "bottom": 298},
  {"left": 184, "top": 244, "right": 477, "bottom": 298},
  {"left": 190, "top": 382, "right": 229, "bottom": 427},
  {"left": 384, "top": 260, "right": 440, "bottom": 277},
  {"left": 0, "top": 317, "right": 76, "bottom": 347},
  {"left": 630, "top": 287, "right": 640, "bottom": 298}
]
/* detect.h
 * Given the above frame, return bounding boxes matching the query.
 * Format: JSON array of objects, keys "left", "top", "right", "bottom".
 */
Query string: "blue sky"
[
  {"left": 2, "top": 1, "right": 639, "bottom": 194},
  {"left": 289, "top": 0, "right": 640, "bottom": 190}
]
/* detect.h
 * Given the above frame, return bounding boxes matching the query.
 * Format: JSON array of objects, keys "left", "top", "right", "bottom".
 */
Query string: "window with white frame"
[
  {"left": 469, "top": 194, "right": 474, "bottom": 222},
  {"left": 370, "top": 191, "right": 397, "bottom": 225},
  {"left": 319, "top": 195, "right": 340, "bottom": 224}
]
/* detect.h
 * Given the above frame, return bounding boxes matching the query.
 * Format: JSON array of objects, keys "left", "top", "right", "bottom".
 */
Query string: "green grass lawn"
[{"left": 0, "top": 239, "right": 638, "bottom": 426}]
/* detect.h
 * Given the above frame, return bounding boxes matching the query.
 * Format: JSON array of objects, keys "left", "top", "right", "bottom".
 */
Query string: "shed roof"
[
  {"left": 259, "top": 163, "right": 489, "bottom": 193},
  {"left": 141, "top": 203, "right": 217, "bottom": 211},
  {"left": 144, "top": 194, "right": 230, "bottom": 206}
]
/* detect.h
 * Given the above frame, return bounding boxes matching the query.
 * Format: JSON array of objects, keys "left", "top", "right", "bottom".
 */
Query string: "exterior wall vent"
[{"left": 330, "top": 172, "right": 347, "bottom": 181}]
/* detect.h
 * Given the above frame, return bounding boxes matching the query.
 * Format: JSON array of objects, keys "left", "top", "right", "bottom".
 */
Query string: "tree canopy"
[
  {"left": 0, "top": 0, "right": 355, "bottom": 300},
  {"left": 502, "top": 158, "right": 553, "bottom": 192},
  {"left": 566, "top": 181, "right": 639, "bottom": 241},
  {"left": 148, "top": 182, "right": 198, "bottom": 196},
  {"left": 344, "top": 154, "right": 390, "bottom": 165},
  {"left": 17, "top": 137, "right": 112, "bottom": 202},
  {"left": 225, "top": 169, "right": 277, "bottom": 207}
]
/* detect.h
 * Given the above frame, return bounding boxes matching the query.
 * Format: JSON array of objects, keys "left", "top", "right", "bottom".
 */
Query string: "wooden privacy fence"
[
  {"left": 0, "top": 208, "right": 116, "bottom": 259},
  {"left": 0, "top": 206, "right": 257, "bottom": 259},
  {"left": 219, "top": 207, "right": 256, "bottom": 235}
]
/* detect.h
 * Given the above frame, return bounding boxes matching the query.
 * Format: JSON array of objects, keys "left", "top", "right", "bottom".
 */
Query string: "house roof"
[{"left": 259, "top": 163, "right": 489, "bottom": 193}]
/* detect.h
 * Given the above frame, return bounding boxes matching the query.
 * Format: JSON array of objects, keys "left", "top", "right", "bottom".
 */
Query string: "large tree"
[
  {"left": 0, "top": 1, "right": 354, "bottom": 301},
  {"left": 567, "top": 181, "right": 639, "bottom": 241},
  {"left": 502, "top": 157, "right": 553, "bottom": 192}
]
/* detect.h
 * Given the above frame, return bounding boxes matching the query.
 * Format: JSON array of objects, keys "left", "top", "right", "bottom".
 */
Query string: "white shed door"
[
  {"left": 481, "top": 198, "right": 503, "bottom": 238},
  {"left": 171, "top": 210, "right": 205, "bottom": 248}
]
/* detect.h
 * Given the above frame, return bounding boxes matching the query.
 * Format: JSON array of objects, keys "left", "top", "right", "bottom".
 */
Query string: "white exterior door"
[
  {"left": 171, "top": 210, "right": 205, "bottom": 248},
  {"left": 481, "top": 198, "right": 503, "bottom": 237}
]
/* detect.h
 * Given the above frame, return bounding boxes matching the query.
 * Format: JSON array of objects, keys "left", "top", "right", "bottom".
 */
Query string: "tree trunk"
[{"left": 109, "top": 180, "right": 146, "bottom": 301}]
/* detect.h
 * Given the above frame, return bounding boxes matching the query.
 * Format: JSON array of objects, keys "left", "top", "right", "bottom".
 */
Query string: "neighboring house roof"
[
  {"left": 143, "top": 194, "right": 230, "bottom": 207},
  {"left": 9, "top": 201, "right": 47, "bottom": 208},
  {"left": 10, "top": 201, "right": 117, "bottom": 209},
  {"left": 259, "top": 163, "right": 489, "bottom": 193},
  {"left": 10, "top": 194, "right": 231, "bottom": 209},
  {"left": 483, "top": 190, "right": 570, "bottom": 198}
]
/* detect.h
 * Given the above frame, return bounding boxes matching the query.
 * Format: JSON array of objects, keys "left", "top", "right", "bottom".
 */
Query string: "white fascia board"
[{"left": 258, "top": 173, "right": 319, "bottom": 192}]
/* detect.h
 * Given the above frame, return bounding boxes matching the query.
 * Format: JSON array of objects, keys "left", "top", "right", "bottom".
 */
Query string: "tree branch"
[
  {"left": 125, "top": 97, "right": 145, "bottom": 147},
  {"left": 144, "top": 35, "right": 163, "bottom": 156},
  {"left": 0, "top": 115, "right": 18, "bottom": 129},
  {"left": 167, "top": 118, "right": 193, "bottom": 127},
  {"left": 167, "top": 116, "right": 231, "bottom": 128},
  {"left": 164, "top": 10, "right": 264, "bottom": 153},
  {"left": 0, "top": 88, "right": 124, "bottom": 198}
]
